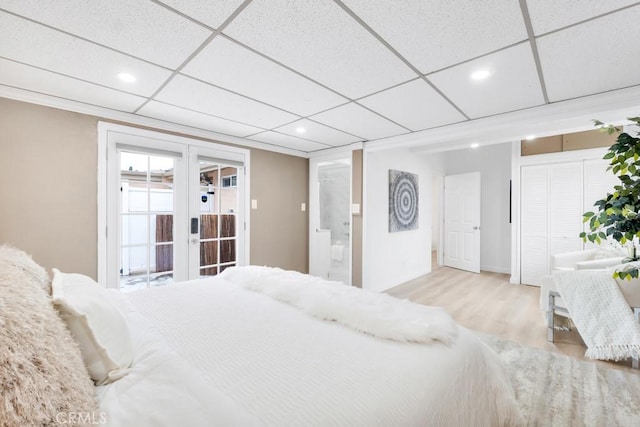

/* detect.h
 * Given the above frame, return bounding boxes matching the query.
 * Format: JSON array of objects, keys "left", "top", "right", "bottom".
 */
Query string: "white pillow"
[{"left": 52, "top": 269, "right": 133, "bottom": 385}]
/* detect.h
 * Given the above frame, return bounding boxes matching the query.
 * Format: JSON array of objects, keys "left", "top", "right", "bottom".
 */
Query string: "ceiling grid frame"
[{"left": 0, "top": 0, "right": 638, "bottom": 154}]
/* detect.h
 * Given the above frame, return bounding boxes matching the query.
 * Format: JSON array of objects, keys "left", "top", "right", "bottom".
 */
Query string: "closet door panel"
[
  {"left": 521, "top": 165, "right": 549, "bottom": 285},
  {"left": 521, "top": 165, "right": 549, "bottom": 235},
  {"left": 550, "top": 236, "right": 583, "bottom": 257},
  {"left": 521, "top": 235, "right": 549, "bottom": 285},
  {"left": 549, "top": 161, "right": 583, "bottom": 239}
]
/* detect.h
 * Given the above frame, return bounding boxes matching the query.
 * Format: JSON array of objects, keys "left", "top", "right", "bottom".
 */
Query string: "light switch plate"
[
  {"left": 301, "top": 202, "right": 306, "bottom": 212},
  {"left": 352, "top": 203, "right": 360, "bottom": 215},
  {"left": 251, "top": 199, "right": 258, "bottom": 209}
]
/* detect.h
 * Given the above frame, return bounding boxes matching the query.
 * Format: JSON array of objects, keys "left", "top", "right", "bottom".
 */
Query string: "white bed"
[{"left": 96, "top": 267, "right": 522, "bottom": 426}]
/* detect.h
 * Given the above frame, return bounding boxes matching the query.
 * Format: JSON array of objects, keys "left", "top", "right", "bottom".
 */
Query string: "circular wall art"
[{"left": 389, "top": 169, "right": 419, "bottom": 232}]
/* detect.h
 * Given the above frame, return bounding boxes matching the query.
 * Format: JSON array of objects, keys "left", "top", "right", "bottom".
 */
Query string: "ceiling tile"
[
  {"left": 0, "top": 58, "right": 145, "bottom": 112},
  {"left": 428, "top": 43, "right": 544, "bottom": 119},
  {"left": 155, "top": 75, "right": 299, "bottom": 129},
  {"left": 358, "top": 79, "right": 466, "bottom": 131},
  {"left": 157, "top": 0, "right": 246, "bottom": 29},
  {"left": 274, "top": 119, "right": 362, "bottom": 146},
  {"left": 527, "top": 0, "right": 638, "bottom": 35},
  {"left": 223, "top": 0, "right": 416, "bottom": 99},
  {"left": 310, "top": 103, "right": 407, "bottom": 140},
  {"left": 247, "top": 131, "right": 330, "bottom": 152},
  {"left": 343, "top": 0, "right": 527, "bottom": 73},
  {"left": 0, "top": 0, "right": 211, "bottom": 68},
  {"left": 537, "top": 7, "right": 640, "bottom": 102},
  {"left": 137, "top": 101, "right": 264, "bottom": 137},
  {"left": 182, "top": 37, "right": 347, "bottom": 116},
  {"left": 0, "top": 12, "right": 171, "bottom": 97}
]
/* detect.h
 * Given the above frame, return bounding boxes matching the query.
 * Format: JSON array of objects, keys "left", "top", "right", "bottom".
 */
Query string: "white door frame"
[
  {"left": 98, "top": 122, "right": 250, "bottom": 288},
  {"left": 433, "top": 173, "right": 445, "bottom": 268},
  {"left": 308, "top": 152, "right": 352, "bottom": 284}
]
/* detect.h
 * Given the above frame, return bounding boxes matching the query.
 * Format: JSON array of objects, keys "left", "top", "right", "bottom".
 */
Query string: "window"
[{"left": 222, "top": 174, "right": 237, "bottom": 188}]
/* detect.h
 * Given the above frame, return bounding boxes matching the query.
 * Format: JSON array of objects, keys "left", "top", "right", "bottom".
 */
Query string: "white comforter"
[{"left": 98, "top": 270, "right": 521, "bottom": 426}]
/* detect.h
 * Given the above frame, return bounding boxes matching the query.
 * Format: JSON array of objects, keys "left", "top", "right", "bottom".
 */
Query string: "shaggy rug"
[{"left": 478, "top": 333, "right": 640, "bottom": 426}]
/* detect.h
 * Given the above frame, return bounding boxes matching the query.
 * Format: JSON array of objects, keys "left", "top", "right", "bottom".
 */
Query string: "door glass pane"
[
  {"left": 219, "top": 264, "right": 235, "bottom": 273},
  {"left": 200, "top": 241, "right": 218, "bottom": 268},
  {"left": 155, "top": 243, "right": 174, "bottom": 273},
  {"left": 199, "top": 266, "right": 218, "bottom": 277},
  {"left": 121, "top": 214, "right": 148, "bottom": 246},
  {"left": 220, "top": 167, "right": 238, "bottom": 213},
  {"left": 120, "top": 246, "right": 148, "bottom": 289},
  {"left": 220, "top": 240, "right": 235, "bottom": 264},
  {"left": 220, "top": 214, "right": 236, "bottom": 238},
  {"left": 119, "top": 150, "right": 175, "bottom": 291},
  {"left": 200, "top": 214, "right": 217, "bottom": 239}
]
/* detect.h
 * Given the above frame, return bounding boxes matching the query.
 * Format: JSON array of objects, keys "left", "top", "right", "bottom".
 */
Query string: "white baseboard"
[{"left": 480, "top": 265, "right": 511, "bottom": 274}]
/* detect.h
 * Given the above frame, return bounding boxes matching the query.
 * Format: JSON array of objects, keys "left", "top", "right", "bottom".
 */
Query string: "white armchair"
[
  {"left": 551, "top": 248, "right": 625, "bottom": 272},
  {"left": 540, "top": 249, "right": 624, "bottom": 318},
  {"left": 541, "top": 249, "right": 640, "bottom": 368}
]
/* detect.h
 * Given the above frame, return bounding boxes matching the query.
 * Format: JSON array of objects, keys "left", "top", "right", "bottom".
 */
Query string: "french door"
[{"left": 99, "top": 123, "right": 248, "bottom": 290}]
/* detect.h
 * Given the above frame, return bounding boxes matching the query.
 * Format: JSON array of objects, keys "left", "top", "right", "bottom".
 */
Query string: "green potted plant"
[{"left": 580, "top": 117, "right": 640, "bottom": 280}]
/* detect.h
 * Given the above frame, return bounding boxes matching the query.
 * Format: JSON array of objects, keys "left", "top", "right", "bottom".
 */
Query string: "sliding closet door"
[
  {"left": 549, "top": 162, "right": 583, "bottom": 256},
  {"left": 521, "top": 165, "right": 549, "bottom": 285}
]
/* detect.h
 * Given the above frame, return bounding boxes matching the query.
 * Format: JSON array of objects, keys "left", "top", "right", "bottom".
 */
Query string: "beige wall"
[
  {"left": 0, "top": 98, "right": 98, "bottom": 277},
  {"left": 521, "top": 129, "right": 617, "bottom": 155},
  {"left": 0, "top": 97, "right": 309, "bottom": 278},
  {"left": 250, "top": 149, "right": 308, "bottom": 272}
]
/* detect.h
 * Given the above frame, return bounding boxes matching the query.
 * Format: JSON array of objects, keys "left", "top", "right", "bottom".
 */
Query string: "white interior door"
[{"left": 444, "top": 172, "right": 481, "bottom": 273}]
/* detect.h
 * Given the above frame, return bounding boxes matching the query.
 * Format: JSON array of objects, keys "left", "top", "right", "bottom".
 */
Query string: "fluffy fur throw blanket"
[
  {"left": 554, "top": 270, "right": 640, "bottom": 361},
  {"left": 220, "top": 266, "right": 458, "bottom": 345}
]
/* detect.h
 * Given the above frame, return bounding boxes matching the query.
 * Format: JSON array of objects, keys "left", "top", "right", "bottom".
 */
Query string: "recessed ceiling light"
[
  {"left": 117, "top": 72, "right": 136, "bottom": 83},
  {"left": 295, "top": 127, "right": 306, "bottom": 134},
  {"left": 525, "top": 134, "right": 536, "bottom": 141},
  {"left": 470, "top": 142, "right": 480, "bottom": 148},
  {"left": 470, "top": 69, "right": 491, "bottom": 81}
]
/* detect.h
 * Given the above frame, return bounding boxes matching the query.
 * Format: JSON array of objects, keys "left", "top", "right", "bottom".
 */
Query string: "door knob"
[
  {"left": 190, "top": 238, "right": 199, "bottom": 244},
  {"left": 473, "top": 226, "right": 480, "bottom": 230}
]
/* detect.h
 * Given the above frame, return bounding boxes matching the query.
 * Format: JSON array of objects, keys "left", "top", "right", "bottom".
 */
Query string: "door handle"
[{"left": 473, "top": 226, "right": 480, "bottom": 230}]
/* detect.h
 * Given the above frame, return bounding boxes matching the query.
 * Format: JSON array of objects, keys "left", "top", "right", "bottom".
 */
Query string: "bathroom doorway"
[{"left": 309, "top": 157, "right": 352, "bottom": 285}]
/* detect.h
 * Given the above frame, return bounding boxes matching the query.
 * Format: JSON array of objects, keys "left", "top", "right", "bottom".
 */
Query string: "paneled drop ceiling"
[{"left": 1, "top": 0, "right": 639, "bottom": 155}]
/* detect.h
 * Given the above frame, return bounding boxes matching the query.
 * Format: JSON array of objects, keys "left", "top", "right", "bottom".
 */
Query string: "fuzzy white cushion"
[
  {"left": 0, "top": 245, "right": 96, "bottom": 426},
  {"left": 52, "top": 269, "right": 134, "bottom": 385}
]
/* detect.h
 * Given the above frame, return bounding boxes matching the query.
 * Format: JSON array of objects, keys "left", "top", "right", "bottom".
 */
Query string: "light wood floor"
[{"left": 386, "top": 253, "right": 638, "bottom": 374}]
